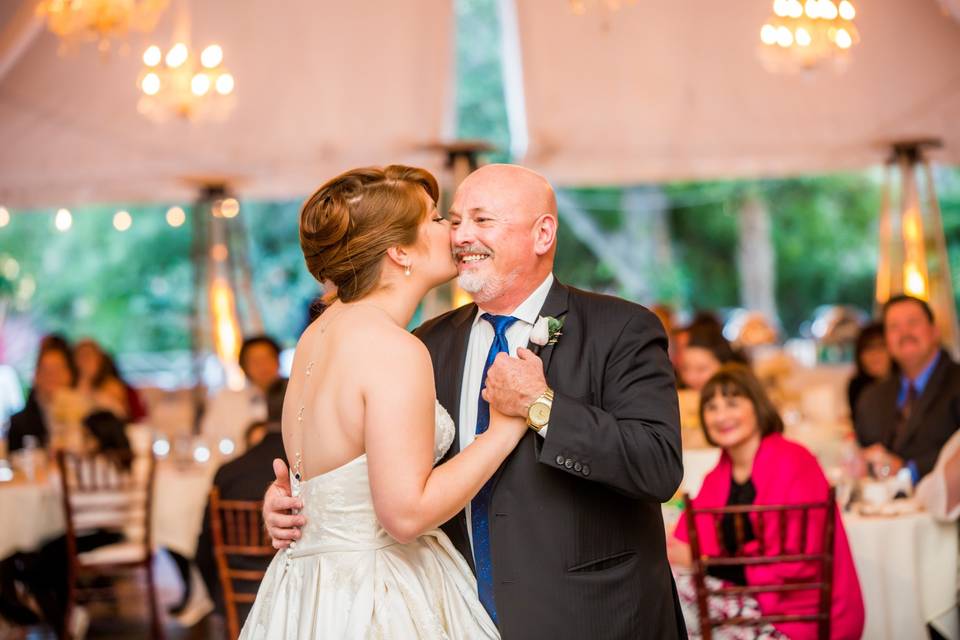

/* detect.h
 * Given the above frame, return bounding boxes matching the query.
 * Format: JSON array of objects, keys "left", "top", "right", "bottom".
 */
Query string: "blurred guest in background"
[
  {"left": 200, "top": 335, "right": 283, "bottom": 453},
  {"left": 176, "top": 378, "right": 289, "bottom": 627},
  {"left": 847, "top": 323, "right": 890, "bottom": 421},
  {"left": 916, "top": 428, "right": 960, "bottom": 522},
  {"left": 855, "top": 295, "right": 960, "bottom": 482},
  {"left": 672, "top": 311, "right": 726, "bottom": 389},
  {"left": 678, "top": 328, "right": 743, "bottom": 393},
  {"left": 668, "top": 365, "right": 864, "bottom": 640},
  {"left": 8, "top": 337, "right": 77, "bottom": 452},
  {"left": 74, "top": 338, "right": 145, "bottom": 421}
]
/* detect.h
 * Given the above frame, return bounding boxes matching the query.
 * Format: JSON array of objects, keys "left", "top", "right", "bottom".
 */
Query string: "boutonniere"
[{"left": 530, "top": 315, "right": 564, "bottom": 347}]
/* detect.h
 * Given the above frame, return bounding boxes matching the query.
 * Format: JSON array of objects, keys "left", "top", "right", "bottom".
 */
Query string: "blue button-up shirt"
[{"left": 897, "top": 351, "right": 941, "bottom": 483}]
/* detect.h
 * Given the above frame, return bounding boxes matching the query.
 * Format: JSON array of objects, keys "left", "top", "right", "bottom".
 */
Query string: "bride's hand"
[{"left": 487, "top": 404, "right": 528, "bottom": 447}]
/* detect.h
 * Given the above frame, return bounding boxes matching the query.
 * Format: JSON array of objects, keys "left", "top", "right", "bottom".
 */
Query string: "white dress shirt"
[{"left": 458, "top": 273, "right": 554, "bottom": 550}]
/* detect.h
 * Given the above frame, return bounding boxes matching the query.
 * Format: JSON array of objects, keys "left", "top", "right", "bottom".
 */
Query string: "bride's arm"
[{"left": 365, "top": 332, "right": 525, "bottom": 544}]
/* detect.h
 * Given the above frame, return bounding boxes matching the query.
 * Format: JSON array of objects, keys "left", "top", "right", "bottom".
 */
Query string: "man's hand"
[
  {"left": 482, "top": 348, "right": 548, "bottom": 418},
  {"left": 263, "top": 458, "right": 305, "bottom": 549},
  {"left": 862, "top": 444, "right": 904, "bottom": 477}
]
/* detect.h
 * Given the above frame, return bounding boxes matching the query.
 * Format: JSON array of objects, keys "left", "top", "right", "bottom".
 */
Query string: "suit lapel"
[
  {"left": 437, "top": 304, "right": 477, "bottom": 460},
  {"left": 525, "top": 279, "right": 570, "bottom": 377},
  {"left": 893, "top": 351, "right": 949, "bottom": 451}
]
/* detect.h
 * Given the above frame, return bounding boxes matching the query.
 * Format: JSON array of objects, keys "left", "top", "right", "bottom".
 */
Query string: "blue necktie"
[{"left": 471, "top": 313, "right": 518, "bottom": 625}]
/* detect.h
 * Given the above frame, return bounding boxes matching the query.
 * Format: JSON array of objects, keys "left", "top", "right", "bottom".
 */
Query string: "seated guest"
[
  {"left": 201, "top": 335, "right": 283, "bottom": 453},
  {"left": 847, "top": 322, "right": 890, "bottom": 421},
  {"left": 678, "top": 327, "right": 743, "bottom": 393},
  {"left": 74, "top": 339, "right": 131, "bottom": 420},
  {"left": 668, "top": 365, "right": 864, "bottom": 640},
  {"left": 855, "top": 295, "right": 960, "bottom": 481},
  {"left": 8, "top": 337, "right": 77, "bottom": 452},
  {"left": 176, "top": 378, "right": 289, "bottom": 627}
]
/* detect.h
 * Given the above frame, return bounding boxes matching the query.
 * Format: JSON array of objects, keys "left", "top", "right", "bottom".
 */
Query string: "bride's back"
[{"left": 283, "top": 306, "right": 392, "bottom": 480}]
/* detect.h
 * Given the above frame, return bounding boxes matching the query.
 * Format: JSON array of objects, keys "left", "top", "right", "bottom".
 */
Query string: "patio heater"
[{"left": 874, "top": 139, "right": 959, "bottom": 356}]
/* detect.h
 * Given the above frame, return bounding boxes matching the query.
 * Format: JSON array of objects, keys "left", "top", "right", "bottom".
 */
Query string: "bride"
[{"left": 239, "top": 166, "right": 524, "bottom": 638}]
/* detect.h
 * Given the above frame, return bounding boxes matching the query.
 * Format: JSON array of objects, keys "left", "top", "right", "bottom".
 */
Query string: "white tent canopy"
[
  {"left": 0, "top": 0, "right": 453, "bottom": 208},
  {"left": 1, "top": 0, "right": 959, "bottom": 209},
  {"left": 511, "top": 0, "right": 960, "bottom": 184}
]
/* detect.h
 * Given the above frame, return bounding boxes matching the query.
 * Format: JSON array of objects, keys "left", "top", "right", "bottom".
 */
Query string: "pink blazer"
[{"left": 675, "top": 434, "right": 865, "bottom": 640}]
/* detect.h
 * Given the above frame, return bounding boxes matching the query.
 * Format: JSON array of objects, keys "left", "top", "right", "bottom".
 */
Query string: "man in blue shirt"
[{"left": 855, "top": 295, "right": 960, "bottom": 483}]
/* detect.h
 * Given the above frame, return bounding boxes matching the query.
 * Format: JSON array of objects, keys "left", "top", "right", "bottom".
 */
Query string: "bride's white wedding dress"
[{"left": 240, "top": 402, "right": 499, "bottom": 639}]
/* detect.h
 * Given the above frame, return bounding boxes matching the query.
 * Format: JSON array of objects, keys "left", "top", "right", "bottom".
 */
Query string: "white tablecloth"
[
  {"left": 843, "top": 510, "right": 959, "bottom": 640},
  {"left": 0, "top": 461, "right": 216, "bottom": 560},
  {"left": 151, "top": 462, "right": 218, "bottom": 558},
  {"left": 0, "top": 473, "right": 64, "bottom": 558}
]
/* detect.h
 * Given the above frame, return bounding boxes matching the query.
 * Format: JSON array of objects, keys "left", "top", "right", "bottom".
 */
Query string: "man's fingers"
[
  {"left": 273, "top": 458, "right": 291, "bottom": 490},
  {"left": 272, "top": 539, "right": 291, "bottom": 550},
  {"left": 481, "top": 388, "right": 490, "bottom": 403},
  {"left": 517, "top": 347, "right": 539, "bottom": 361},
  {"left": 266, "top": 513, "right": 305, "bottom": 533}
]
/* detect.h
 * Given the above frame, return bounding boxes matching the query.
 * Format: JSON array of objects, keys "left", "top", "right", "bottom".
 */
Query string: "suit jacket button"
[
  {"left": 581, "top": 464, "right": 591, "bottom": 476},
  {"left": 574, "top": 462, "right": 582, "bottom": 472},
  {"left": 564, "top": 458, "right": 574, "bottom": 469},
  {"left": 556, "top": 455, "right": 565, "bottom": 466}
]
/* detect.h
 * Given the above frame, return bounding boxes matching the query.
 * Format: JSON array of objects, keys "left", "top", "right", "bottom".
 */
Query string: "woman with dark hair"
[
  {"left": 678, "top": 326, "right": 743, "bottom": 393},
  {"left": 668, "top": 365, "right": 864, "bottom": 640},
  {"left": 8, "top": 337, "right": 77, "bottom": 452},
  {"left": 847, "top": 322, "right": 890, "bottom": 420},
  {"left": 74, "top": 338, "right": 134, "bottom": 421}
]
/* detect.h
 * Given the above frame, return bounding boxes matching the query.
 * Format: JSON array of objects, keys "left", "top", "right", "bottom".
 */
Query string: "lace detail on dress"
[{"left": 434, "top": 401, "right": 456, "bottom": 464}]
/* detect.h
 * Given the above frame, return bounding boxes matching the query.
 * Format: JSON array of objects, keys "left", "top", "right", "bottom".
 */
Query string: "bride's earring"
[{"left": 404, "top": 263, "right": 412, "bottom": 277}]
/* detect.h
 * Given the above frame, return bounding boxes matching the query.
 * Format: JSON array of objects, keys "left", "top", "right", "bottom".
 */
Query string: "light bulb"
[
  {"left": 835, "top": 28, "right": 852, "bottom": 49},
  {"left": 193, "top": 445, "right": 211, "bottom": 463},
  {"left": 822, "top": 0, "right": 839, "bottom": 19},
  {"left": 215, "top": 73, "right": 234, "bottom": 95},
  {"left": 804, "top": 0, "right": 819, "bottom": 18},
  {"left": 838, "top": 0, "right": 855, "bottom": 20},
  {"left": 166, "top": 42, "right": 188, "bottom": 69},
  {"left": 201, "top": 44, "right": 223, "bottom": 69},
  {"left": 166, "top": 206, "right": 186, "bottom": 227},
  {"left": 0, "top": 206, "right": 9, "bottom": 227},
  {"left": 191, "top": 73, "right": 211, "bottom": 96},
  {"left": 773, "top": 0, "right": 790, "bottom": 17},
  {"left": 777, "top": 25, "right": 794, "bottom": 47},
  {"left": 220, "top": 198, "right": 240, "bottom": 218},
  {"left": 153, "top": 438, "right": 170, "bottom": 457},
  {"left": 143, "top": 45, "right": 162, "bottom": 67},
  {"left": 796, "top": 27, "right": 812, "bottom": 46},
  {"left": 760, "top": 24, "right": 778, "bottom": 45},
  {"left": 113, "top": 210, "right": 132, "bottom": 231},
  {"left": 141, "top": 72, "right": 160, "bottom": 96},
  {"left": 55, "top": 208, "right": 72, "bottom": 232}
]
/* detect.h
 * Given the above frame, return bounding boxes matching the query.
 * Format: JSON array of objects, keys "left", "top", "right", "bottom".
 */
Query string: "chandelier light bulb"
[
  {"left": 822, "top": 0, "right": 838, "bottom": 19},
  {"left": 166, "top": 42, "right": 188, "bottom": 68},
  {"left": 143, "top": 45, "right": 162, "bottom": 67},
  {"left": 804, "top": 0, "right": 819, "bottom": 19},
  {"left": 191, "top": 73, "right": 211, "bottom": 96},
  {"left": 0, "top": 206, "right": 9, "bottom": 228},
  {"left": 835, "top": 27, "right": 852, "bottom": 49},
  {"left": 55, "top": 208, "right": 72, "bottom": 232},
  {"left": 773, "top": 0, "right": 789, "bottom": 17},
  {"left": 760, "top": 24, "right": 778, "bottom": 45},
  {"left": 789, "top": 0, "right": 804, "bottom": 19},
  {"left": 838, "top": 0, "right": 855, "bottom": 20},
  {"left": 215, "top": 73, "right": 235, "bottom": 95},
  {"left": 201, "top": 44, "right": 223, "bottom": 69},
  {"left": 166, "top": 206, "right": 186, "bottom": 227},
  {"left": 776, "top": 25, "right": 794, "bottom": 47},
  {"left": 113, "top": 210, "right": 132, "bottom": 231},
  {"left": 795, "top": 27, "right": 812, "bottom": 46},
  {"left": 141, "top": 72, "right": 161, "bottom": 95}
]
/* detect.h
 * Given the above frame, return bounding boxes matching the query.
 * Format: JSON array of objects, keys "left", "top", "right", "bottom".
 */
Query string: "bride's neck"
[{"left": 351, "top": 285, "right": 422, "bottom": 328}]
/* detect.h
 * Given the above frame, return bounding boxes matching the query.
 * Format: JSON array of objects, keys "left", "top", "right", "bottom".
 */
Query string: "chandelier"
[
  {"left": 137, "top": 41, "right": 235, "bottom": 122},
  {"left": 36, "top": 0, "right": 168, "bottom": 54},
  {"left": 759, "top": 0, "right": 860, "bottom": 73}
]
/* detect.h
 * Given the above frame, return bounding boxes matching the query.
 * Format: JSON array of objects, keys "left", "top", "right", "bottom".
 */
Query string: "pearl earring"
[{"left": 404, "top": 264, "right": 412, "bottom": 277}]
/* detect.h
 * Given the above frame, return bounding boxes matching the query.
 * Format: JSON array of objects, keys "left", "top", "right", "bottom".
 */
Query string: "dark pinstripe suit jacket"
[{"left": 414, "top": 278, "right": 686, "bottom": 639}]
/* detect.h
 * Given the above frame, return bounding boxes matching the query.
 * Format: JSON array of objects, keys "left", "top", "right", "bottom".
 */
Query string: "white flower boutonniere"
[{"left": 530, "top": 315, "right": 564, "bottom": 347}]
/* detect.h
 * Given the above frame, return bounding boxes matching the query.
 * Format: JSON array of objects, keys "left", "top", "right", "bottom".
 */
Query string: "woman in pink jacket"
[{"left": 669, "top": 364, "right": 864, "bottom": 640}]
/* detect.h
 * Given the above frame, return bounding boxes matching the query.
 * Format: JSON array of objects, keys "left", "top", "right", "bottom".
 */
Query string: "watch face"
[{"left": 530, "top": 402, "right": 550, "bottom": 426}]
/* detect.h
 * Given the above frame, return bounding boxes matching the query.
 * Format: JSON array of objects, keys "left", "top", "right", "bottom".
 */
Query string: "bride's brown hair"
[{"left": 299, "top": 165, "right": 440, "bottom": 302}]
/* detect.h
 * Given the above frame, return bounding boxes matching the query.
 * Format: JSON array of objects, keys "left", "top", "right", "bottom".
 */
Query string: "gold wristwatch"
[{"left": 526, "top": 388, "right": 554, "bottom": 432}]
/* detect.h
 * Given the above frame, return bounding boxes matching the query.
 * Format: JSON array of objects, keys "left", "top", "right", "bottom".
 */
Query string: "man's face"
[
  {"left": 884, "top": 301, "right": 939, "bottom": 372},
  {"left": 242, "top": 343, "right": 280, "bottom": 390},
  {"left": 448, "top": 183, "right": 536, "bottom": 305}
]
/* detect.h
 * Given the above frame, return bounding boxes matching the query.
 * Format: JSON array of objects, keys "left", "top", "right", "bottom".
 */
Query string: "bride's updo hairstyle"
[{"left": 300, "top": 165, "right": 440, "bottom": 302}]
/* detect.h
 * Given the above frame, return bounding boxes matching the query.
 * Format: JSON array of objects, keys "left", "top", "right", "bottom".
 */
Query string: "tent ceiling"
[
  {"left": 513, "top": 0, "right": 960, "bottom": 185},
  {"left": 0, "top": 0, "right": 453, "bottom": 209}
]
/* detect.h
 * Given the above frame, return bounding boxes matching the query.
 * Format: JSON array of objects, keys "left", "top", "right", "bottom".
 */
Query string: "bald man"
[{"left": 266, "top": 164, "right": 685, "bottom": 638}]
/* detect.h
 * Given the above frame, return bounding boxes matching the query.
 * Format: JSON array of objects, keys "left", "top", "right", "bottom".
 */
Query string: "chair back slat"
[
  {"left": 209, "top": 488, "right": 275, "bottom": 640},
  {"left": 682, "top": 487, "right": 836, "bottom": 639}
]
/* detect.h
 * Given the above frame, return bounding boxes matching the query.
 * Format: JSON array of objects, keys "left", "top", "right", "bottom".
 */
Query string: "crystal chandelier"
[
  {"left": 137, "top": 40, "right": 235, "bottom": 122},
  {"left": 36, "top": 0, "right": 168, "bottom": 54},
  {"left": 759, "top": 0, "right": 859, "bottom": 73}
]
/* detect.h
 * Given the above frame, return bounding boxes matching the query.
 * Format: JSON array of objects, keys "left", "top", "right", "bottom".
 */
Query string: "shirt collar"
[
  {"left": 473, "top": 273, "right": 555, "bottom": 327},
  {"left": 902, "top": 350, "right": 941, "bottom": 394}
]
